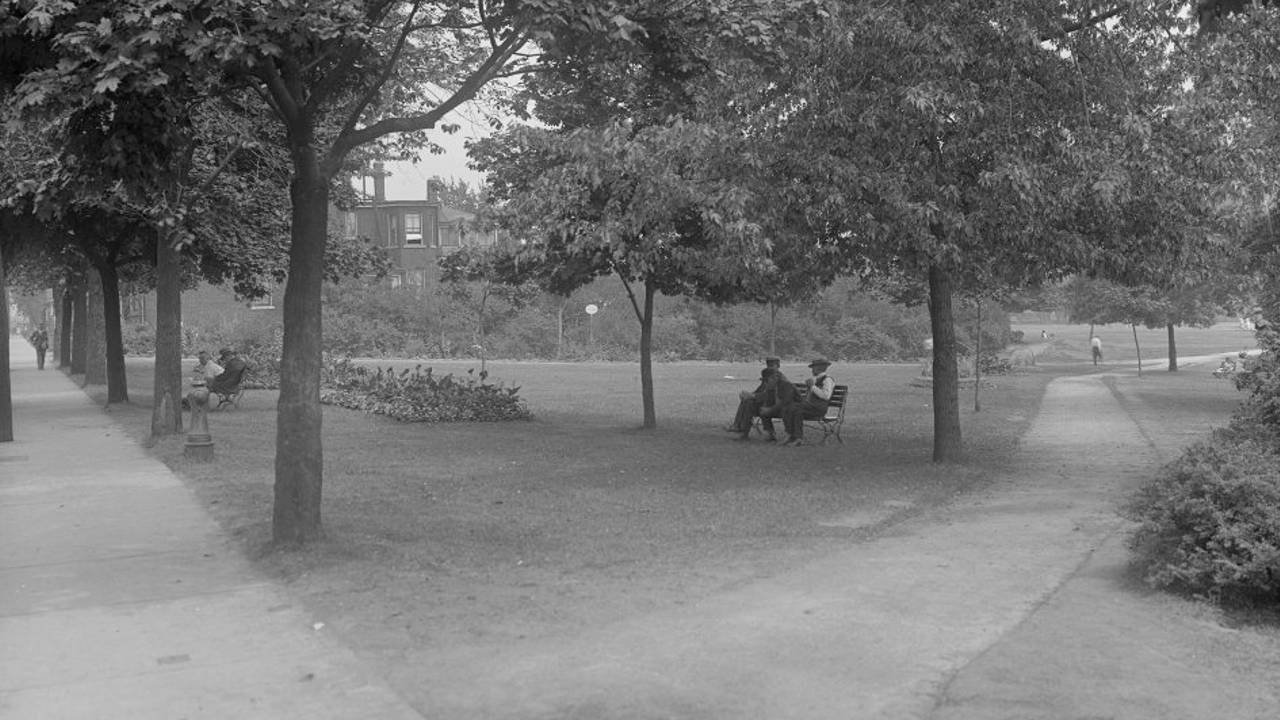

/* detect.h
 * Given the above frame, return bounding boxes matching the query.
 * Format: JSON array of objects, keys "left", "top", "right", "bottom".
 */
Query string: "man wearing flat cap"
[
  {"left": 725, "top": 356, "right": 792, "bottom": 440},
  {"left": 781, "top": 358, "right": 835, "bottom": 446}
]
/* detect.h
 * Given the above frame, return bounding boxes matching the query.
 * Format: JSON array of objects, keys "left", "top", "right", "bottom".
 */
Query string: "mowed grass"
[
  {"left": 97, "top": 355, "right": 1053, "bottom": 647},
  {"left": 1021, "top": 320, "right": 1257, "bottom": 369},
  {"left": 86, "top": 321, "right": 1248, "bottom": 667}
]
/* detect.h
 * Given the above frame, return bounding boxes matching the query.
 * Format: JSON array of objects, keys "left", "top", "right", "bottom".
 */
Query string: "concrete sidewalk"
[{"left": 0, "top": 337, "right": 421, "bottom": 720}]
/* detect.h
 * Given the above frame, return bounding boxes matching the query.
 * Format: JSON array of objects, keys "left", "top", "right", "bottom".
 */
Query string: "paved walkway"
[
  {"left": 2, "top": 336, "right": 1277, "bottom": 719},
  {"left": 0, "top": 337, "right": 420, "bottom": 720}
]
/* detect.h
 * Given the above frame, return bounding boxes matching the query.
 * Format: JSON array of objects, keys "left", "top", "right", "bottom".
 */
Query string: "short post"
[{"left": 184, "top": 381, "right": 214, "bottom": 461}]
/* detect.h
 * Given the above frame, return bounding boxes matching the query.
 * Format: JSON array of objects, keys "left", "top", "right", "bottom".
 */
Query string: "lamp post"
[{"left": 585, "top": 303, "right": 599, "bottom": 345}]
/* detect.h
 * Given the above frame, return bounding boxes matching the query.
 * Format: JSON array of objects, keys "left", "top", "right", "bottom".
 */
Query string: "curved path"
[{"left": 407, "top": 369, "right": 1279, "bottom": 719}]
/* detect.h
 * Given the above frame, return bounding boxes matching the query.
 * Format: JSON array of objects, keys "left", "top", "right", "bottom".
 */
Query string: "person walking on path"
[
  {"left": 27, "top": 325, "right": 49, "bottom": 370},
  {"left": 1090, "top": 335, "right": 1103, "bottom": 366}
]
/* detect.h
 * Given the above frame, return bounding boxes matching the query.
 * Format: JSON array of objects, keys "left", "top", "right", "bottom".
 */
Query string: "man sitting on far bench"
[{"left": 206, "top": 347, "right": 249, "bottom": 398}]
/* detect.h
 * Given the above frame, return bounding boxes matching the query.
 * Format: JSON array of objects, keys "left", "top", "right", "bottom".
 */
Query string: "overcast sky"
[{"left": 376, "top": 96, "right": 493, "bottom": 201}]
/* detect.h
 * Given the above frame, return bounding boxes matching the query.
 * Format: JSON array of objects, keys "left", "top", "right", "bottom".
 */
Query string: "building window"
[
  {"left": 440, "top": 224, "right": 460, "bottom": 248},
  {"left": 387, "top": 213, "right": 400, "bottom": 247},
  {"left": 250, "top": 294, "right": 275, "bottom": 310},
  {"left": 405, "top": 212, "right": 423, "bottom": 245},
  {"left": 408, "top": 269, "right": 426, "bottom": 287},
  {"left": 389, "top": 273, "right": 403, "bottom": 290}
]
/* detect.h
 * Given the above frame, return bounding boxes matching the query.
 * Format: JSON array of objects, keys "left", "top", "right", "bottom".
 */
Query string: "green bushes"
[
  {"left": 1126, "top": 431, "right": 1280, "bottom": 605},
  {"left": 319, "top": 359, "right": 531, "bottom": 423},
  {"left": 1127, "top": 322, "right": 1280, "bottom": 607}
]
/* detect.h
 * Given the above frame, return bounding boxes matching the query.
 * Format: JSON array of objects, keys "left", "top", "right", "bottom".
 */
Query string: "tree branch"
[
  {"left": 1042, "top": 3, "right": 1129, "bottom": 41},
  {"left": 328, "top": 28, "right": 529, "bottom": 165}
]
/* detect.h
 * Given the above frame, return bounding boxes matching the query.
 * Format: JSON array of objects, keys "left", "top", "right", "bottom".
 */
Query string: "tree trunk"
[
  {"left": 84, "top": 270, "right": 106, "bottom": 387},
  {"left": 639, "top": 280, "right": 656, "bottom": 429},
  {"left": 1166, "top": 323, "right": 1178, "bottom": 372},
  {"left": 973, "top": 297, "right": 981, "bottom": 413},
  {"left": 1131, "top": 323, "right": 1143, "bottom": 377},
  {"left": 98, "top": 262, "right": 129, "bottom": 404},
  {"left": 274, "top": 150, "right": 328, "bottom": 545},
  {"left": 70, "top": 278, "right": 87, "bottom": 375},
  {"left": 768, "top": 301, "right": 778, "bottom": 357},
  {"left": 152, "top": 233, "right": 184, "bottom": 436},
  {"left": 58, "top": 286, "right": 72, "bottom": 368},
  {"left": 556, "top": 299, "right": 566, "bottom": 359},
  {"left": 928, "top": 263, "right": 962, "bottom": 462},
  {"left": 0, "top": 242, "right": 12, "bottom": 443}
]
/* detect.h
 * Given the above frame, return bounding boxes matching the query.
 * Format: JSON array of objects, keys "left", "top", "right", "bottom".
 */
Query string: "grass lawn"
[{"left": 81, "top": 321, "right": 1251, "bottom": 709}]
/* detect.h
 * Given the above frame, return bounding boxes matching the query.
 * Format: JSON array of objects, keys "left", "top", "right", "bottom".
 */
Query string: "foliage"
[
  {"left": 1126, "top": 429, "right": 1280, "bottom": 606},
  {"left": 320, "top": 359, "right": 530, "bottom": 423},
  {"left": 1125, "top": 295, "right": 1280, "bottom": 607}
]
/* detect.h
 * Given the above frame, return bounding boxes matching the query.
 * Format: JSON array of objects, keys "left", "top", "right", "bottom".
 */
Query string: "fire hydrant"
[{"left": 184, "top": 380, "right": 215, "bottom": 461}]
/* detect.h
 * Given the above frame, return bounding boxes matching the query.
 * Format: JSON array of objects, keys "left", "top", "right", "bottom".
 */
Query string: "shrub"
[
  {"left": 320, "top": 358, "right": 531, "bottom": 423},
  {"left": 1125, "top": 430, "right": 1280, "bottom": 606}
]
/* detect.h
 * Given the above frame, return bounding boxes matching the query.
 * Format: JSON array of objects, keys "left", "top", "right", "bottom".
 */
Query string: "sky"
[{"left": 372, "top": 97, "right": 493, "bottom": 201}]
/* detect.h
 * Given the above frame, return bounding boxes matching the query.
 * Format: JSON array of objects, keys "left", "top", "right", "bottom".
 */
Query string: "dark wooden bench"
[{"left": 753, "top": 382, "right": 849, "bottom": 445}]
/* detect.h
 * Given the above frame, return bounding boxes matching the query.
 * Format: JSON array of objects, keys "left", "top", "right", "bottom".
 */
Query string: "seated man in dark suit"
[
  {"left": 206, "top": 347, "right": 249, "bottom": 396},
  {"left": 726, "top": 356, "right": 782, "bottom": 435}
]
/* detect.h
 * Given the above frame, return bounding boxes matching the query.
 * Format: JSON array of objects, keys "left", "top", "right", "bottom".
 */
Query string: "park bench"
[{"left": 754, "top": 382, "right": 850, "bottom": 445}]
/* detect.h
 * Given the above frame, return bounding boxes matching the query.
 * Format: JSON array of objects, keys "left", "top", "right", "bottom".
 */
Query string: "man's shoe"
[
  {"left": 781, "top": 436, "right": 796, "bottom": 446},
  {"left": 764, "top": 434, "right": 777, "bottom": 442},
  {"left": 792, "top": 438, "right": 810, "bottom": 447},
  {"left": 733, "top": 433, "right": 751, "bottom": 442},
  {"left": 724, "top": 425, "right": 740, "bottom": 432}
]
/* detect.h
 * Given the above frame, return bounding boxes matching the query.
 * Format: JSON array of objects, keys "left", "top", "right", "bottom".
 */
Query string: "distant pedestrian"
[
  {"left": 28, "top": 325, "right": 49, "bottom": 370},
  {"left": 1090, "top": 336, "right": 1103, "bottom": 366},
  {"left": 1040, "top": 329, "right": 1047, "bottom": 340}
]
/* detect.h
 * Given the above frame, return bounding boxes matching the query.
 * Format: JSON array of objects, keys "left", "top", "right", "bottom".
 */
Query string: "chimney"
[
  {"left": 427, "top": 177, "right": 440, "bottom": 202},
  {"left": 372, "top": 162, "right": 386, "bottom": 202}
]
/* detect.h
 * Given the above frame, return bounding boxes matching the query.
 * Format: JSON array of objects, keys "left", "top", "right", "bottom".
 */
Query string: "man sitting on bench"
[
  {"left": 206, "top": 347, "right": 248, "bottom": 398},
  {"left": 781, "top": 358, "right": 836, "bottom": 447}
]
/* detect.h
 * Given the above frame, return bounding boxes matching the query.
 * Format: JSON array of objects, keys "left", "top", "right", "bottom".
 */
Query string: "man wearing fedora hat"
[{"left": 781, "top": 358, "right": 836, "bottom": 446}]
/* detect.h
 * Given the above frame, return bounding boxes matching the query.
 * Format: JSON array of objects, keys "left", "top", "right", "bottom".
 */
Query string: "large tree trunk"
[
  {"left": 151, "top": 234, "right": 184, "bottom": 436},
  {"left": 1166, "top": 323, "right": 1178, "bottom": 372},
  {"left": 274, "top": 150, "right": 328, "bottom": 545},
  {"left": 58, "top": 283, "right": 72, "bottom": 366},
  {"left": 639, "top": 280, "right": 656, "bottom": 429},
  {"left": 58, "top": 285, "right": 72, "bottom": 368},
  {"left": 84, "top": 270, "right": 106, "bottom": 387},
  {"left": 973, "top": 297, "right": 981, "bottom": 413},
  {"left": 928, "top": 263, "right": 963, "bottom": 462},
  {"left": 70, "top": 278, "right": 87, "bottom": 375},
  {"left": 98, "top": 262, "right": 129, "bottom": 404},
  {"left": 0, "top": 242, "right": 12, "bottom": 443}
]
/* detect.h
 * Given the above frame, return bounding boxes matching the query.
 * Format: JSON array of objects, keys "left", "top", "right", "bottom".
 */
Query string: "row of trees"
[{"left": 3, "top": 1, "right": 1279, "bottom": 545}]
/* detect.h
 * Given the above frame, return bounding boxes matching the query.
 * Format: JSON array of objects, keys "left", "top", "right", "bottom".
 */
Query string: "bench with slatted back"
[
  {"left": 753, "top": 382, "right": 849, "bottom": 444},
  {"left": 804, "top": 383, "right": 849, "bottom": 445}
]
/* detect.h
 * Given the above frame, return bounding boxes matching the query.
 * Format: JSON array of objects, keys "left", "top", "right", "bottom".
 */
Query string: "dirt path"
[{"left": 381, "top": 371, "right": 1279, "bottom": 719}]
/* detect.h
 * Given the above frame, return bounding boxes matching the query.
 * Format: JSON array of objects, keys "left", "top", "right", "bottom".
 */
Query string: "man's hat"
[
  {"left": 808, "top": 358, "right": 831, "bottom": 369},
  {"left": 765, "top": 356, "right": 781, "bottom": 366},
  {"left": 218, "top": 347, "right": 234, "bottom": 359}
]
